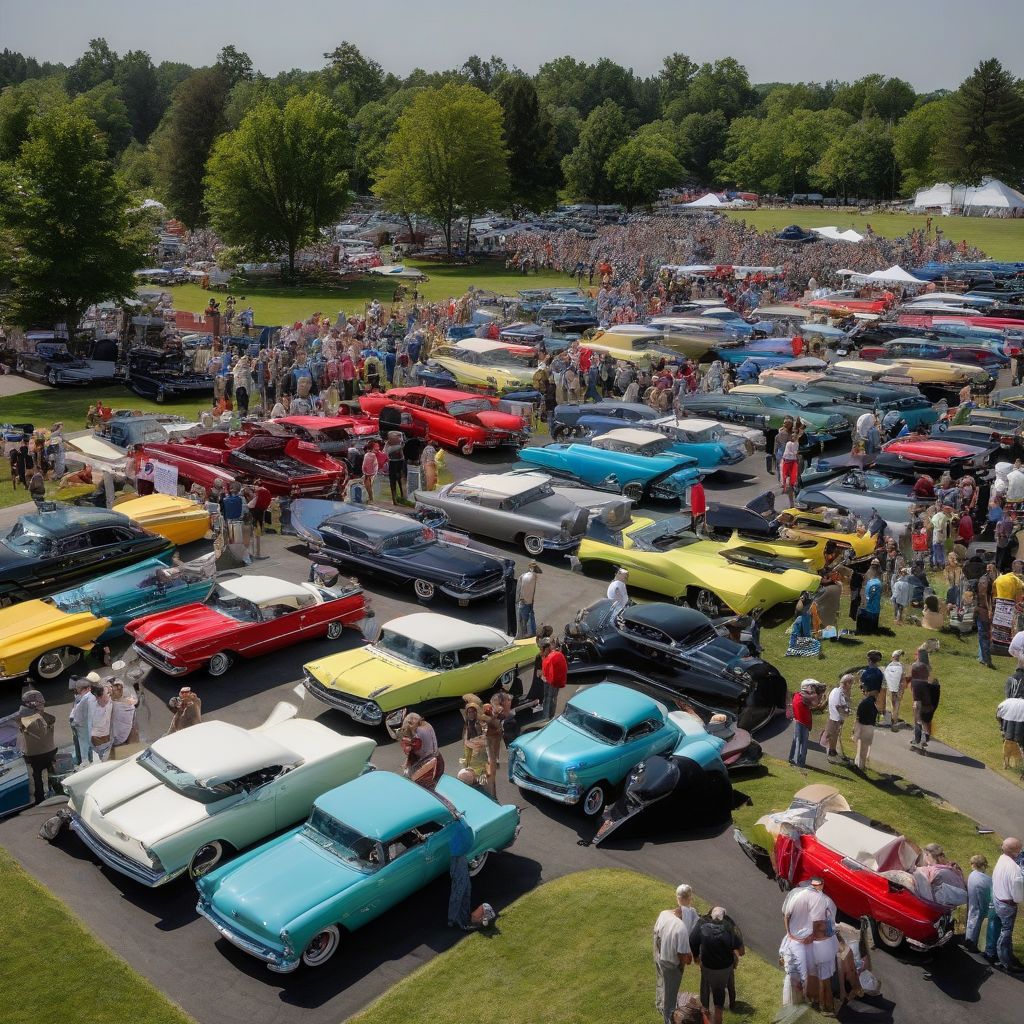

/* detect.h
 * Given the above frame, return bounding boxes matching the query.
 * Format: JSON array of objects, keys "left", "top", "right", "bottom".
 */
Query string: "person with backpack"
[{"left": 689, "top": 907, "right": 745, "bottom": 1024}]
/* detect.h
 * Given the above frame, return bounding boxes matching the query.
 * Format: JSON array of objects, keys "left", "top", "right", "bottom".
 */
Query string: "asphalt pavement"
[{"left": 1, "top": 444, "right": 1022, "bottom": 1024}]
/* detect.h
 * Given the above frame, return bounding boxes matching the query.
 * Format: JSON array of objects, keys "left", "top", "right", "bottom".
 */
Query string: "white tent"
[
  {"left": 683, "top": 193, "right": 723, "bottom": 208},
  {"left": 811, "top": 226, "right": 865, "bottom": 243},
  {"left": 913, "top": 177, "right": 1024, "bottom": 213},
  {"left": 852, "top": 265, "right": 924, "bottom": 285}
]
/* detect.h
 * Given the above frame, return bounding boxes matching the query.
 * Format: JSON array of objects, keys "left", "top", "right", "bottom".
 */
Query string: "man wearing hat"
[
  {"left": 69, "top": 674, "right": 99, "bottom": 766},
  {"left": 19, "top": 689, "right": 56, "bottom": 804},
  {"left": 516, "top": 561, "right": 542, "bottom": 639}
]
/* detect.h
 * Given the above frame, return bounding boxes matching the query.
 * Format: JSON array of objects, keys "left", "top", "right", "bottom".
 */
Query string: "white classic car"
[{"left": 63, "top": 703, "right": 375, "bottom": 886}]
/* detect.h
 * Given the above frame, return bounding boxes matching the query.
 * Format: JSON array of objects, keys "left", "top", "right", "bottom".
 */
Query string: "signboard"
[{"left": 153, "top": 461, "right": 179, "bottom": 496}]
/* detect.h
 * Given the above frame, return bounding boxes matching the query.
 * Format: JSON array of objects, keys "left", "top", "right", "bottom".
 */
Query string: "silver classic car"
[{"left": 413, "top": 472, "right": 591, "bottom": 555}]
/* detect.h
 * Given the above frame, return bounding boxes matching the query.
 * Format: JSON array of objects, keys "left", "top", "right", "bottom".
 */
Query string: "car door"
[
  {"left": 617, "top": 717, "right": 675, "bottom": 779},
  {"left": 56, "top": 530, "right": 108, "bottom": 583},
  {"left": 373, "top": 821, "right": 445, "bottom": 913},
  {"left": 208, "top": 768, "right": 281, "bottom": 849}
]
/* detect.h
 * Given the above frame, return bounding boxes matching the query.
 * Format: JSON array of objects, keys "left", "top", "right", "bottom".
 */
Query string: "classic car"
[
  {"left": 550, "top": 401, "right": 660, "bottom": 440},
  {"left": 268, "top": 414, "right": 380, "bottom": 454},
  {"left": 517, "top": 437, "right": 702, "bottom": 505},
  {"left": 797, "top": 469, "right": 921, "bottom": 537},
  {"left": 736, "top": 785, "right": 960, "bottom": 952},
  {"left": 16, "top": 339, "right": 116, "bottom": 387},
  {"left": 291, "top": 499, "right": 513, "bottom": 604},
  {"left": 562, "top": 599, "right": 787, "bottom": 732},
  {"left": 413, "top": 472, "right": 590, "bottom": 555},
  {"left": 125, "top": 347, "right": 214, "bottom": 401},
  {"left": 875, "top": 437, "right": 988, "bottom": 477},
  {"left": 576, "top": 510, "right": 820, "bottom": 618},
  {"left": 134, "top": 442, "right": 240, "bottom": 494},
  {"left": 715, "top": 338, "right": 795, "bottom": 366},
  {"left": 862, "top": 339, "right": 1008, "bottom": 372},
  {"left": 578, "top": 426, "right": 746, "bottom": 475},
  {"left": 127, "top": 575, "right": 366, "bottom": 678},
  {"left": 499, "top": 322, "right": 547, "bottom": 347},
  {"left": 931, "top": 422, "right": 1012, "bottom": 458},
  {"left": 581, "top": 329, "right": 687, "bottom": 368},
  {"left": 831, "top": 358, "right": 993, "bottom": 397},
  {"left": 419, "top": 338, "right": 538, "bottom": 394},
  {"left": 63, "top": 702, "right": 375, "bottom": 887},
  {"left": 776, "top": 378, "right": 939, "bottom": 430},
  {"left": 359, "top": 387, "right": 529, "bottom": 455},
  {"left": 196, "top": 770, "right": 520, "bottom": 971},
  {"left": 509, "top": 682, "right": 723, "bottom": 817},
  {"left": 771, "top": 507, "right": 878, "bottom": 563},
  {"left": 112, "top": 494, "right": 212, "bottom": 546},
  {"left": 303, "top": 612, "right": 537, "bottom": 725},
  {"left": 0, "top": 553, "right": 215, "bottom": 682},
  {"left": 0, "top": 506, "right": 173, "bottom": 607},
  {"left": 677, "top": 389, "right": 851, "bottom": 441}
]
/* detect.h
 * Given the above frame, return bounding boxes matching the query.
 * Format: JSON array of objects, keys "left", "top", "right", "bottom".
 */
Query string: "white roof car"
[
  {"left": 655, "top": 415, "right": 723, "bottom": 436},
  {"left": 600, "top": 324, "right": 663, "bottom": 336},
  {"left": 454, "top": 338, "right": 531, "bottom": 356},
  {"left": 217, "top": 576, "right": 321, "bottom": 609},
  {"left": 384, "top": 612, "right": 511, "bottom": 653},
  {"left": 456, "top": 472, "right": 551, "bottom": 497},
  {"left": 593, "top": 428, "right": 669, "bottom": 449}
]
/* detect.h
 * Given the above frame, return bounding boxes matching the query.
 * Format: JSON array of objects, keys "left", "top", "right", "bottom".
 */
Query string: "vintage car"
[
  {"left": 303, "top": 612, "right": 537, "bottom": 726},
  {"left": 863, "top": 339, "right": 1009, "bottom": 372},
  {"left": 736, "top": 785, "right": 960, "bottom": 952},
  {"left": 677, "top": 389, "right": 851, "bottom": 441},
  {"left": 413, "top": 472, "right": 590, "bottom": 555},
  {"left": 63, "top": 702, "right": 375, "bottom": 887},
  {"left": 125, "top": 347, "right": 215, "bottom": 401},
  {"left": 112, "top": 494, "right": 212, "bottom": 546},
  {"left": 779, "top": 379, "right": 939, "bottom": 431},
  {"left": 797, "top": 469, "right": 921, "bottom": 538},
  {"left": 0, "top": 506, "right": 173, "bottom": 607},
  {"left": 549, "top": 401, "right": 660, "bottom": 440},
  {"left": 771, "top": 507, "right": 878, "bottom": 562},
  {"left": 517, "top": 437, "right": 702, "bottom": 505},
  {"left": 196, "top": 770, "right": 520, "bottom": 972},
  {"left": 509, "top": 683, "right": 724, "bottom": 817},
  {"left": 831, "top": 358, "right": 993, "bottom": 397},
  {"left": 875, "top": 437, "right": 987, "bottom": 478},
  {"left": 576, "top": 510, "right": 820, "bottom": 618},
  {"left": 562, "top": 599, "right": 786, "bottom": 733},
  {"left": 16, "top": 339, "right": 116, "bottom": 387},
  {"left": 581, "top": 328, "right": 686, "bottom": 368},
  {"left": 291, "top": 499, "right": 513, "bottom": 604},
  {"left": 419, "top": 338, "right": 538, "bottom": 394},
  {"left": 268, "top": 414, "right": 380, "bottom": 454},
  {"left": 589, "top": 424, "right": 747, "bottom": 473},
  {"left": 0, "top": 553, "right": 215, "bottom": 682},
  {"left": 359, "top": 387, "right": 529, "bottom": 455},
  {"left": 127, "top": 575, "right": 366, "bottom": 678}
]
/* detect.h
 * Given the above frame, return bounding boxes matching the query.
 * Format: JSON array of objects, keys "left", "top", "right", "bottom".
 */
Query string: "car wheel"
[
  {"left": 622, "top": 482, "right": 644, "bottom": 502},
  {"left": 413, "top": 579, "right": 436, "bottom": 602},
  {"left": 47, "top": 370, "right": 58, "bottom": 386},
  {"left": 459, "top": 440, "right": 475, "bottom": 456},
  {"left": 492, "top": 669, "right": 515, "bottom": 694},
  {"left": 467, "top": 851, "right": 489, "bottom": 877},
  {"left": 580, "top": 783, "right": 607, "bottom": 817},
  {"left": 189, "top": 841, "right": 224, "bottom": 879},
  {"left": 690, "top": 588, "right": 721, "bottom": 618},
  {"left": 32, "top": 647, "right": 77, "bottom": 681},
  {"left": 301, "top": 925, "right": 341, "bottom": 968},
  {"left": 207, "top": 652, "right": 234, "bottom": 677},
  {"left": 870, "top": 918, "right": 905, "bottom": 950},
  {"left": 326, "top": 621, "right": 344, "bottom": 640},
  {"left": 523, "top": 534, "right": 545, "bottom": 556}
]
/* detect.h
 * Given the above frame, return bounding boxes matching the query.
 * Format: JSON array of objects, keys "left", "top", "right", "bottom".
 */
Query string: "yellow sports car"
[
  {"left": 577, "top": 514, "right": 820, "bottom": 618},
  {"left": 0, "top": 601, "right": 110, "bottom": 682},
  {"left": 302, "top": 612, "right": 538, "bottom": 726},
  {"left": 775, "top": 508, "right": 877, "bottom": 563},
  {"left": 427, "top": 338, "right": 538, "bottom": 393},
  {"left": 113, "top": 493, "right": 212, "bottom": 546}
]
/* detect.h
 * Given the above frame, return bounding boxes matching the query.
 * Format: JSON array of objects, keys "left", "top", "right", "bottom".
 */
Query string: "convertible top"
[{"left": 817, "top": 812, "right": 918, "bottom": 874}]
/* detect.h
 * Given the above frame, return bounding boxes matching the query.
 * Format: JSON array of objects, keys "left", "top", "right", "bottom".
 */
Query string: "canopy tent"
[
  {"left": 811, "top": 226, "right": 865, "bottom": 243},
  {"left": 367, "top": 264, "right": 426, "bottom": 280},
  {"left": 683, "top": 193, "right": 724, "bottom": 208},
  {"left": 850, "top": 265, "right": 924, "bottom": 285},
  {"left": 913, "top": 177, "right": 1024, "bottom": 213}
]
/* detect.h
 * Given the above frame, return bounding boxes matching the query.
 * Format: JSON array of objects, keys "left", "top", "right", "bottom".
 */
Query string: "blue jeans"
[
  {"left": 72, "top": 723, "right": 92, "bottom": 766},
  {"left": 987, "top": 905, "right": 1002, "bottom": 956},
  {"left": 994, "top": 900, "right": 1018, "bottom": 966},
  {"left": 978, "top": 616, "right": 992, "bottom": 664},
  {"left": 517, "top": 602, "right": 536, "bottom": 638},
  {"left": 931, "top": 541, "right": 945, "bottom": 567},
  {"left": 789, "top": 721, "right": 809, "bottom": 767}
]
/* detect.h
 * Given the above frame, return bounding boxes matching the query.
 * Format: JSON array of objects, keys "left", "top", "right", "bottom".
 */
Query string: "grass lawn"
[
  {"left": 723, "top": 209, "right": 1024, "bottom": 261},
  {"left": 732, "top": 755, "right": 1024, "bottom": 961},
  {"left": 756, "top": 583, "right": 1021, "bottom": 789},
  {"left": 168, "top": 259, "right": 570, "bottom": 327},
  {"left": 351, "top": 867, "right": 818, "bottom": 1024},
  {"left": 0, "top": 846, "right": 194, "bottom": 1024}
]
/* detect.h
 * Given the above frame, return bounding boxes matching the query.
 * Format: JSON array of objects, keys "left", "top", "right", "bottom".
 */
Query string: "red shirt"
[
  {"left": 791, "top": 691, "right": 813, "bottom": 728},
  {"left": 957, "top": 515, "right": 974, "bottom": 544},
  {"left": 542, "top": 650, "right": 568, "bottom": 689},
  {"left": 690, "top": 481, "right": 706, "bottom": 518},
  {"left": 252, "top": 485, "right": 273, "bottom": 511}
]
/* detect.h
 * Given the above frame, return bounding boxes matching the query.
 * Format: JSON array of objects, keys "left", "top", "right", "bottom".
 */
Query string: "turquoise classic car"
[
  {"left": 509, "top": 683, "right": 724, "bottom": 817},
  {"left": 195, "top": 770, "right": 520, "bottom": 972},
  {"left": 517, "top": 432, "right": 702, "bottom": 504}
]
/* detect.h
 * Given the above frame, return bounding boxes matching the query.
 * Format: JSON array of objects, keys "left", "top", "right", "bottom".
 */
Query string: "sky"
[{"left": 5, "top": 0, "right": 1024, "bottom": 91}]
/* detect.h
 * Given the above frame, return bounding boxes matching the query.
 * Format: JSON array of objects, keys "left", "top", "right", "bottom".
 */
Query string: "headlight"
[
  {"left": 565, "top": 766, "right": 579, "bottom": 784},
  {"left": 281, "top": 929, "right": 296, "bottom": 958}
]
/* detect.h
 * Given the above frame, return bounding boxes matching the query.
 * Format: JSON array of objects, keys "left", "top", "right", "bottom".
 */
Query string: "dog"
[{"left": 1003, "top": 739, "right": 1023, "bottom": 770}]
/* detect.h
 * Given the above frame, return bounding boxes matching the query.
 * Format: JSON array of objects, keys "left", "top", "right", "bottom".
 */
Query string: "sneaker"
[{"left": 909, "top": 740, "right": 920, "bottom": 750}]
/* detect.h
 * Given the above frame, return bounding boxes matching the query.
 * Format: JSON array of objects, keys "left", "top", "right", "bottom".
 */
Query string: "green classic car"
[
  {"left": 196, "top": 770, "right": 520, "bottom": 971},
  {"left": 677, "top": 388, "right": 851, "bottom": 441}
]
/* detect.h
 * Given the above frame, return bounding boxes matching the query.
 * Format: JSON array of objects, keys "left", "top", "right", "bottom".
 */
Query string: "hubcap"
[
  {"left": 584, "top": 787, "right": 604, "bottom": 816},
  {"left": 36, "top": 651, "right": 65, "bottom": 678}
]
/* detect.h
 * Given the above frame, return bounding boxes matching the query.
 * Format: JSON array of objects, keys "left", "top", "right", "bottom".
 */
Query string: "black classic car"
[
  {"left": 17, "top": 340, "right": 117, "bottom": 387},
  {"left": 0, "top": 506, "right": 173, "bottom": 606},
  {"left": 125, "top": 348, "right": 214, "bottom": 402},
  {"left": 562, "top": 600, "right": 787, "bottom": 732},
  {"left": 290, "top": 500, "right": 513, "bottom": 604}
]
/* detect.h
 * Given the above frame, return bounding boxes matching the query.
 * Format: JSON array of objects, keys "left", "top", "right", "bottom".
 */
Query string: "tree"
[
  {"left": 676, "top": 110, "right": 728, "bottom": 184},
  {"left": 350, "top": 90, "right": 418, "bottom": 194},
  {"left": 65, "top": 38, "right": 117, "bottom": 95},
  {"left": 461, "top": 55, "right": 508, "bottom": 93},
  {"left": 605, "top": 137, "right": 682, "bottom": 210},
  {"left": 154, "top": 61, "right": 195, "bottom": 107},
  {"left": 893, "top": 99, "right": 949, "bottom": 193},
  {"left": 659, "top": 53, "right": 697, "bottom": 108},
  {"left": 153, "top": 68, "right": 230, "bottom": 227},
  {"left": 74, "top": 81, "right": 133, "bottom": 156},
  {"left": 115, "top": 49, "right": 163, "bottom": 142},
  {"left": 205, "top": 92, "right": 350, "bottom": 276},
  {"left": 561, "top": 100, "right": 630, "bottom": 206},
  {"left": 0, "top": 105, "right": 147, "bottom": 337},
  {"left": 119, "top": 140, "right": 158, "bottom": 192},
  {"left": 938, "top": 59, "right": 1024, "bottom": 187},
  {"left": 373, "top": 83, "right": 508, "bottom": 256},
  {"left": 814, "top": 117, "right": 895, "bottom": 201},
  {"left": 833, "top": 74, "right": 916, "bottom": 122},
  {"left": 667, "top": 58, "right": 754, "bottom": 120},
  {"left": 216, "top": 46, "right": 254, "bottom": 88},
  {"left": 0, "top": 77, "right": 66, "bottom": 161},
  {"left": 548, "top": 104, "right": 582, "bottom": 159},
  {"left": 323, "top": 42, "right": 385, "bottom": 111},
  {"left": 779, "top": 107, "right": 852, "bottom": 194},
  {"left": 536, "top": 56, "right": 590, "bottom": 112},
  {"left": 494, "top": 74, "right": 561, "bottom": 212}
]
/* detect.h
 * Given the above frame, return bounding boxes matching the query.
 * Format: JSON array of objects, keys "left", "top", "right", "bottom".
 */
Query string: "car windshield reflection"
[
  {"left": 375, "top": 629, "right": 442, "bottom": 670},
  {"left": 205, "top": 587, "right": 261, "bottom": 622},
  {"left": 301, "top": 808, "right": 379, "bottom": 870},
  {"left": 562, "top": 705, "right": 624, "bottom": 744},
  {"left": 1, "top": 522, "right": 52, "bottom": 557}
]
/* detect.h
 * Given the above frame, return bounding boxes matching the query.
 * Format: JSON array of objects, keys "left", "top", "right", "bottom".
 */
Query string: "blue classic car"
[
  {"left": 551, "top": 401, "right": 661, "bottom": 439},
  {"left": 509, "top": 683, "right": 724, "bottom": 817},
  {"left": 518, "top": 434, "right": 702, "bottom": 504},
  {"left": 196, "top": 771, "right": 520, "bottom": 972},
  {"left": 578, "top": 427, "right": 743, "bottom": 477}
]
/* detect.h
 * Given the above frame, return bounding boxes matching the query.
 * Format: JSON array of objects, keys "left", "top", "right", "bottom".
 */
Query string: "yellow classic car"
[
  {"left": 775, "top": 508, "right": 877, "bottom": 564},
  {"left": 0, "top": 601, "right": 110, "bottom": 682},
  {"left": 583, "top": 329, "right": 685, "bottom": 368},
  {"left": 427, "top": 338, "right": 538, "bottom": 393},
  {"left": 832, "top": 358, "right": 991, "bottom": 391},
  {"left": 302, "top": 612, "right": 539, "bottom": 726},
  {"left": 113, "top": 493, "right": 212, "bottom": 546}
]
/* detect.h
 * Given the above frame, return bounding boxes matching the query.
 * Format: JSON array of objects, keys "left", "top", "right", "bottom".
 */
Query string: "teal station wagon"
[{"left": 196, "top": 771, "right": 520, "bottom": 972}]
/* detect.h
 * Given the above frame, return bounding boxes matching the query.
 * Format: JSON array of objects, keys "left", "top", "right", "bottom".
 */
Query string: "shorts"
[
  {"left": 812, "top": 936, "right": 839, "bottom": 979},
  {"left": 779, "top": 936, "right": 810, "bottom": 984}
]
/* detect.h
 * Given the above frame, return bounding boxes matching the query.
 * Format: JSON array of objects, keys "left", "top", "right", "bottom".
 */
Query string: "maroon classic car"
[
  {"left": 126, "top": 575, "right": 366, "bottom": 677},
  {"left": 139, "top": 432, "right": 347, "bottom": 497},
  {"left": 359, "top": 387, "right": 529, "bottom": 455},
  {"left": 266, "top": 414, "right": 381, "bottom": 454}
]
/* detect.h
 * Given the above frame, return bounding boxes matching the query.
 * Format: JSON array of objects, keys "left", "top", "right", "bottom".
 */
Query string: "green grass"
[
  {"left": 168, "top": 259, "right": 571, "bottom": 327},
  {"left": 351, "top": 867, "right": 818, "bottom": 1024},
  {"left": 723, "top": 209, "right": 1024, "bottom": 261},
  {"left": 0, "top": 846, "right": 194, "bottom": 1024},
  {"left": 732, "top": 755, "right": 1023, "bottom": 960}
]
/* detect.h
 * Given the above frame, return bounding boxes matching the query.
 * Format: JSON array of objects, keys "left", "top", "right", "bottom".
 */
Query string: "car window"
[
  {"left": 625, "top": 718, "right": 662, "bottom": 741},
  {"left": 60, "top": 532, "right": 93, "bottom": 553},
  {"left": 385, "top": 820, "right": 443, "bottom": 863},
  {"left": 456, "top": 646, "right": 493, "bottom": 667},
  {"left": 88, "top": 528, "right": 127, "bottom": 547},
  {"left": 562, "top": 704, "right": 625, "bottom": 744}
]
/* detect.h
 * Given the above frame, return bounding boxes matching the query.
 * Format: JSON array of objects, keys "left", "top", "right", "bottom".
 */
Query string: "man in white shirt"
[
  {"left": 883, "top": 650, "right": 907, "bottom": 729},
  {"left": 930, "top": 507, "right": 950, "bottom": 568},
  {"left": 1009, "top": 629, "right": 1024, "bottom": 668},
  {"left": 824, "top": 674, "right": 853, "bottom": 762},
  {"left": 515, "top": 562, "right": 541, "bottom": 638},
  {"left": 782, "top": 879, "right": 837, "bottom": 1010},
  {"left": 653, "top": 883, "right": 695, "bottom": 1024},
  {"left": 991, "top": 837, "right": 1024, "bottom": 972},
  {"left": 1008, "top": 468, "right": 1024, "bottom": 503},
  {"left": 855, "top": 411, "right": 875, "bottom": 445},
  {"left": 607, "top": 568, "right": 629, "bottom": 613},
  {"left": 68, "top": 674, "right": 98, "bottom": 766}
]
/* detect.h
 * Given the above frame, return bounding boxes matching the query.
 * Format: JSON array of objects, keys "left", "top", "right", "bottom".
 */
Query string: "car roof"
[
  {"left": 731, "top": 384, "right": 783, "bottom": 395},
  {"left": 149, "top": 720, "right": 298, "bottom": 781},
  {"left": 217, "top": 576, "right": 315, "bottom": 606},
  {"left": 324, "top": 507, "right": 420, "bottom": 537},
  {"left": 456, "top": 472, "right": 550, "bottom": 496},
  {"left": 382, "top": 612, "right": 510, "bottom": 652},
  {"left": 567, "top": 682, "right": 663, "bottom": 728},
  {"left": 21, "top": 506, "right": 136, "bottom": 536},
  {"left": 454, "top": 338, "right": 527, "bottom": 355},
  {"left": 594, "top": 428, "right": 667, "bottom": 446},
  {"left": 621, "top": 603, "right": 712, "bottom": 640},
  {"left": 314, "top": 771, "right": 449, "bottom": 838},
  {"left": 599, "top": 324, "right": 662, "bottom": 336},
  {"left": 392, "top": 386, "right": 487, "bottom": 402},
  {"left": 655, "top": 416, "right": 721, "bottom": 432},
  {"left": 584, "top": 402, "right": 656, "bottom": 416}
]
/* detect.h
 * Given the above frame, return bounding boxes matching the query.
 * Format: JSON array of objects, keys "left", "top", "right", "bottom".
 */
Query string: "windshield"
[
  {"left": 633, "top": 437, "right": 672, "bottom": 455},
  {"left": 447, "top": 399, "right": 492, "bottom": 416},
  {"left": 301, "top": 808, "right": 379, "bottom": 869},
  {"left": 380, "top": 528, "right": 432, "bottom": 552},
  {"left": 863, "top": 472, "right": 897, "bottom": 491},
  {"left": 630, "top": 517, "right": 700, "bottom": 551},
  {"left": 137, "top": 747, "right": 233, "bottom": 804},
  {"left": 375, "top": 628, "right": 442, "bottom": 670},
  {"left": 486, "top": 349, "right": 536, "bottom": 369},
  {"left": 205, "top": 587, "right": 261, "bottom": 622},
  {"left": 562, "top": 704, "right": 624, "bottom": 744},
  {"left": 1, "top": 521, "right": 52, "bottom": 558}
]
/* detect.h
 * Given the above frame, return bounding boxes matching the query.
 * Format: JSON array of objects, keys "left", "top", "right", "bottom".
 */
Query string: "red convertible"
[
  {"left": 359, "top": 387, "right": 529, "bottom": 455},
  {"left": 139, "top": 433, "right": 347, "bottom": 497},
  {"left": 269, "top": 414, "right": 380, "bottom": 454},
  {"left": 738, "top": 785, "right": 961, "bottom": 952},
  {"left": 877, "top": 437, "right": 980, "bottom": 475},
  {"left": 126, "top": 575, "right": 366, "bottom": 677}
]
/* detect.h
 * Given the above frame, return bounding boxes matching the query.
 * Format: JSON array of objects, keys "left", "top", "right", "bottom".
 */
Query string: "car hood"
[
  {"left": 0, "top": 544, "right": 30, "bottom": 580},
  {"left": 457, "top": 409, "right": 524, "bottom": 431},
  {"left": 515, "top": 720, "right": 610, "bottom": 774},
  {"left": 305, "top": 647, "right": 425, "bottom": 698},
  {"left": 127, "top": 603, "right": 234, "bottom": 649},
  {"left": 400, "top": 541, "right": 503, "bottom": 578}
]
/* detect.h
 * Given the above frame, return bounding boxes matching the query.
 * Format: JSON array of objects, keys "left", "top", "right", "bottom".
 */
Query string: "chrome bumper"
[
  {"left": 131, "top": 642, "right": 189, "bottom": 676},
  {"left": 197, "top": 899, "right": 299, "bottom": 972},
  {"left": 509, "top": 762, "right": 581, "bottom": 805},
  {"left": 303, "top": 674, "right": 383, "bottom": 724},
  {"left": 70, "top": 813, "right": 182, "bottom": 887}
]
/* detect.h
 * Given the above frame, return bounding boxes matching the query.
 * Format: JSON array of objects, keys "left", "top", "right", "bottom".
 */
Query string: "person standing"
[
  {"left": 68, "top": 675, "right": 96, "bottom": 766},
  {"left": 89, "top": 685, "right": 113, "bottom": 761},
  {"left": 883, "top": 650, "right": 907, "bottom": 730},
  {"left": 990, "top": 838, "right": 1024, "bottom": 973},
  {"left": 541, "top": 637, "right": 567, "bottom": 720},
  {"left": 860, "top": 649, "right": 885, "bottom": 718},
  {"left": 109, "top": 680, "right": 139, "bottom": 751},
  {"left": 965, "top": 854, "right": 993, "bottom": 954},
  {"left": 909, "top": 659, "right": 935, "bottom": 753},
  {"left": 246, "top": 482, "right": 273, "bottom": 558},
  {"left": 930, "top": 504, "right": 951, "bottom": 569},
  {"left": 823, "top": 674, "right": 853, "bottom": 763},
  {"left": 18, "top": 690, "right": 56, "bottom": 804},
  {"left": 788, "top": 680, "right": 818, "bottom": 769},
  {"left": 384, "top": 431, "right": 407, "bottom": 504},
  {"left": 607, "top": 568, "right": 629, "bottom": 613},
  {"left": 447, "top": 813, "right": 475, "bottom": 930},
  {"left": 689, "top": 907, "right": 744, "bottom": 1024},
  {"left": 361, "top": 441, "right": 381, "bottom": 502},
  {"left": 420, "top": 440, "right": 438, "bottom": 491},
  {"left": 856, "top": 561, "right": 883, "bottom": 634},
  {"left": 516, "top": 562, "right": 541, "bottom": 638},
  {"left": 653, "top": 887, "right": 695, "bottom": 1024},
  {"left": 168, "top": 687, "right": 202, "bottom": 733},
  {"left": 977, "top": 564, "right": 995, "bottom": 668},
  {"left": 233, "top": 354, "right": 254, "bottom": 416},
  {"left": 853, "top": 679, "right": 879, "bottom": 769}
]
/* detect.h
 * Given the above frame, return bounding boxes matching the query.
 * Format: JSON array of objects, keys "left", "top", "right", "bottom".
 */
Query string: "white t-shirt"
[
  {"left": 653, "top": 910, "right": 690, "bottom": 964},
  {"left": 827, "top": 686, "right": 850, "bottom": 722},
  {"left": 884, "top": 662, "right": 905, "bottom": 693},
  {"left": 784, "top": 886, "right": 835, "bottom": 939},
  {"left": 607, "top": 578, "right": 628, "bottom": 611},
  {"left": 856, "top": 412, "right": 875, "bottom": 438},
  {"left": 992, "top": 853, "right": 1024, "bottom": 904},
  {"left": 1008, "top": 470, "right": 1024, "bottom": 503},
  {"left": 1008, "top": 630, "right": 1024, "bottom": 662}
]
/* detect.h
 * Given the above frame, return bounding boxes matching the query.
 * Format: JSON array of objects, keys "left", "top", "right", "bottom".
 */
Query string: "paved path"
[{"left": 0, "top": 373, "right": 48, "bottom": 396}]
